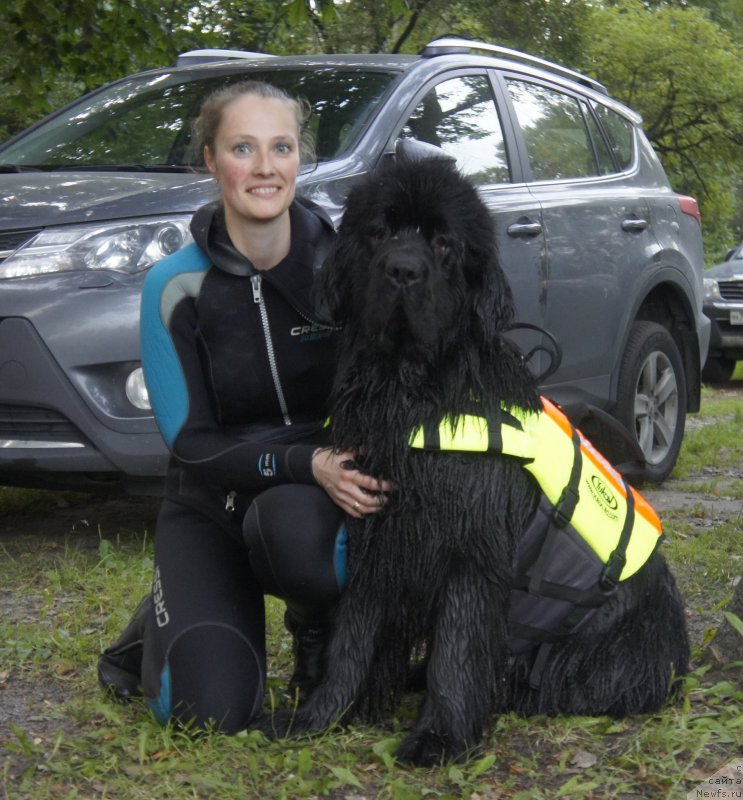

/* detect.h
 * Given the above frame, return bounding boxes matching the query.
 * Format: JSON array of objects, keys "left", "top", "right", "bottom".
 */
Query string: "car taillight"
[{"left": 677, "top": 195, "right": 701, "bottom": 226}]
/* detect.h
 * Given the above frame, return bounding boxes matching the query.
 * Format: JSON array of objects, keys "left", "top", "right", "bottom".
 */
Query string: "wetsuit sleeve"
[{"left": 140, "top": 246, "right": 319, "bottom": 492}]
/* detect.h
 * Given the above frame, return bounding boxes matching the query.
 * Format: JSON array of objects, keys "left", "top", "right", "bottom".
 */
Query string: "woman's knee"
[
  {"left": 242, "top": 484, "right": 346, "bottom": 603},
  {"left": 145, "top": 623, "right": 265, "bottom": 734}
]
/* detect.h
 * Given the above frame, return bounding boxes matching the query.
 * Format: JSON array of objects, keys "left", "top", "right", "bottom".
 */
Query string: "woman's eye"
[
  {"left": 275, "top": 142, "right": 293, "bottom": 154},
  {"left": 233, "top": 143, "right": 251, "bottom": 155}
]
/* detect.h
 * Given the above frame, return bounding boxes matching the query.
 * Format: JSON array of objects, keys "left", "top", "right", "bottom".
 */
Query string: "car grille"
[
  {"left": 0, "top": 228, "right": 41, "bottom": 262},
  {"left": 0, "top": 404, "right": 84, "bottom": 442},
  {"left": 719, "top": 280, "right": 743, "bottom": 301}
]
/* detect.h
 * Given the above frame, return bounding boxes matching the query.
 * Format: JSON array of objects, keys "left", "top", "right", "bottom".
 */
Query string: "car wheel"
[
  {"left": 701, "top": 356, "right": 736, "bottom": 384},
  {"left": 615, "top": 321, "right": 687, "bottom": 484}
]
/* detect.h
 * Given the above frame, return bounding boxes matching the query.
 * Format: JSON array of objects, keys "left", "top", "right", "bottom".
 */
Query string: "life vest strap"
[
  {"left": 527, "top": 428, "right": 582, "bottom": 595},
  {"left": 551, "top": 428, "right": 582, "bottom": 529},
  {"left": 599, "top": 482, "right": 635, "bottom": 591}
]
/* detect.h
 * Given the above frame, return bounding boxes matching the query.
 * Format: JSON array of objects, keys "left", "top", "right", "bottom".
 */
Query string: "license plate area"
[{"left": 731, "top": 310, "right": 743, "bottom": 325}]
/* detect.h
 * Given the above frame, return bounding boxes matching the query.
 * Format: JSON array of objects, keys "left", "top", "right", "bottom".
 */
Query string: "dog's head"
[{"left": 317, "top": 156, "right": 516, "bottom": 364}]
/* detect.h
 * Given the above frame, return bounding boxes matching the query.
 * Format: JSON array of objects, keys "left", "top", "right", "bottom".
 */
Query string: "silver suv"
[{"left": 0, "top": 37, "right": 709, "bottom": 490}]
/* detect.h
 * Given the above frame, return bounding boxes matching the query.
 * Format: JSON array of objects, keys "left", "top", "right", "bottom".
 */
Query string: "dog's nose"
[{"left": 385, "top": 256, "right": 423, "bottom": 288}]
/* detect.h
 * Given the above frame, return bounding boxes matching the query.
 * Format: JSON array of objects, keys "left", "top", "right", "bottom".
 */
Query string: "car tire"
[
  {"left": 701, "top": 356, "right": 736, "bottom": 384},
  {"left": 615, "top": 321, "right": 687, "bottom": 484}
]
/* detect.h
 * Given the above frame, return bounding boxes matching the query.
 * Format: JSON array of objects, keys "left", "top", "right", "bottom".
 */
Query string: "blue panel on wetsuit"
[
  {"left": 334, "top": 523, "right": 348, "bottom": 591},
  {"left": 146, "top": 663, "right": 172, "bottom": 725},
  {"left": 140, "top": 243, "right": 209, "bottom": 448}
]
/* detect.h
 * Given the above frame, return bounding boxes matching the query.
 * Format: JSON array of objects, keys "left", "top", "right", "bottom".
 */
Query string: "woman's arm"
[{"left": 140, "top": 246, "right": 320, "bottom": 493}]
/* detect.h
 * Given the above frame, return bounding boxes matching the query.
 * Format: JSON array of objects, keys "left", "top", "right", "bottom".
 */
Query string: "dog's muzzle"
[{"left": 374, "top": 238, "right": 433, "bottom": 292}]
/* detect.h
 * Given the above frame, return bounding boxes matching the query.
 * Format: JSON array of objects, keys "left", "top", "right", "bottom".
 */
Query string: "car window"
[
  {"left": 582, "top": 102, "right": 616, "bottom": 176},
  {"left": 591, "top": 102, "right": 635, "bottom": 171},
  {"left": 399, "top": 75, "right": 510, "bottom": 184},
  {"left": 0, "top": 70, "right": 395, "bottom": 168},
  {"left": 506, "top": 79, "right": 604, "bottom": 181}
]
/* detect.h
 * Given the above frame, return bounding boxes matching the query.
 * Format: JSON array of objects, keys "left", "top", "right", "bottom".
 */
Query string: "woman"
[{"left": 98, "top": 81, "right": 388, "bottom": 734}]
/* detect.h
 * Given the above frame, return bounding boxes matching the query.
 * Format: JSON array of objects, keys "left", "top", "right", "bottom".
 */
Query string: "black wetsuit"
[{"left": 139, "top": 199, "right": 346, "bottom": 732}]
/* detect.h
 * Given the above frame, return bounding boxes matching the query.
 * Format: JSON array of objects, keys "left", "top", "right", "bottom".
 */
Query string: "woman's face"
[{"left": 204, "top": 93, "right": 301, "bottom": 224}]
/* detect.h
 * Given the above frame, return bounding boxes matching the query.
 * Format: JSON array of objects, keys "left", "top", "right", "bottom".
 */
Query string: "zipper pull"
[
  {"left": 225, "top": 490, "right": 237, "bottom": 512},
  {"left": 251, "top": 274, "right": 262, "bottom": 304}
]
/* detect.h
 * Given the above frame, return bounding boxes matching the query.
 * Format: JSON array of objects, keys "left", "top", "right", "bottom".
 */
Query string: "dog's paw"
[
  {"left": 253, "top": 710, "right": 304, "bottom": 740},
  {"left": 395, "top": 730, "right": 469, "bottom": 767}
]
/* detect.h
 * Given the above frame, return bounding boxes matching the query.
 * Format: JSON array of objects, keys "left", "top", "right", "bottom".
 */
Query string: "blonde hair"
[{"left": 193, "top": 80, "right": 315, "bottom": 164}]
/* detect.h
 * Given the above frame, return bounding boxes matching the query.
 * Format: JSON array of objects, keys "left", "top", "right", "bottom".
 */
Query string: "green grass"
[{"left": 1, "top": 383, "right": 742, "bottom": 799}]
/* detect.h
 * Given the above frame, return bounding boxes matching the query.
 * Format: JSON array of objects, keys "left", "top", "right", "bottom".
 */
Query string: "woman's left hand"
[{"left": 312, "top": 448, "right": 393, "bottom": 518}]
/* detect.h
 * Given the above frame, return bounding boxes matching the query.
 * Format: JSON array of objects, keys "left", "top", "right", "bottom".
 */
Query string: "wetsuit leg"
[
  {"left": 242, "top": 484, "right": 347, "bottom": 609},
  {"left": 142, "top": 500, "right": 266, "bottom": 734}
]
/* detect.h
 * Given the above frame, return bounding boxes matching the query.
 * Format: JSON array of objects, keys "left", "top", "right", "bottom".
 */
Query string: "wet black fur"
[{"left": 259, "top": 156, "right": 690, "bottom": 765}]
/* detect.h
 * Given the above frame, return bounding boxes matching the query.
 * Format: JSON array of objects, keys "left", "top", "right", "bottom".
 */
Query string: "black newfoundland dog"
[{"left": 262, "top": 155, "right": 689, "bottom": 766}]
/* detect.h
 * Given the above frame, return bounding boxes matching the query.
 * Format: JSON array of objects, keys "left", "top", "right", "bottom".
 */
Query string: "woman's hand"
[{"left": 312, "top": 448, "right": 392, "bottom": 518}]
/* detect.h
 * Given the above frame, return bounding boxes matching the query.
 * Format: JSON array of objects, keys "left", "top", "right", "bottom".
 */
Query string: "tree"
[
  {"left": 0, "top": 0, "right": 204, "bottom": 139},
  {"left": 579, "top": 0, "right": 743, "bottom": 260},
  {"left": 282, "top": 0, "right": 443, "bottom": 54},
  {"left": 439, "top": 0, "right": 592, "bottom": 66}
]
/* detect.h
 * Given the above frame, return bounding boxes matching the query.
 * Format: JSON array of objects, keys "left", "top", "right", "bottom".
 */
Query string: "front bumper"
[
  {"left": 0, "top": 316, "right": 168, "bottom": 492},
  {"left": 704, "top": 303, "right": 743, "bottom": 361}
]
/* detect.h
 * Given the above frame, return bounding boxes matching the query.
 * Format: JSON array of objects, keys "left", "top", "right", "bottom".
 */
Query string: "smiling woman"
[{"left": 98, "top": 79, "right": 392, "bottom": 737}]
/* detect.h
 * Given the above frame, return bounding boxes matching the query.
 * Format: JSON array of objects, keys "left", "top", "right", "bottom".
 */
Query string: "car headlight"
[
  {"left": 0, "top": 215, "right": 193, "bottom": 279},
  {"left": 703, "top": 277, "right": 722, "bottom": 302}
]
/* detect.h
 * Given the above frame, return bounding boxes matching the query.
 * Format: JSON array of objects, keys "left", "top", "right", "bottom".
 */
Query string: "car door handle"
[
  {"left": 507, "top": 220, "right": 543, "bottom": 237},
  {"left": 621, "top": 217, "right": 648, "bottom": 232}
]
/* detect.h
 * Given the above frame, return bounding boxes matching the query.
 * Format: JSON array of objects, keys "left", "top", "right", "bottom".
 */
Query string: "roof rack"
[
  {"left": 175, "top": 49, "right": 275, "bottom": 66},
  {"left": 421, "top": 37, "right": 607, "bottom": 95}
]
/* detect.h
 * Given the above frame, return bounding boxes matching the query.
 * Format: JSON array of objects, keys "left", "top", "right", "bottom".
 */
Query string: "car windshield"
[{"left": 0, "top": 67, "right": 395, "bottom": 170}]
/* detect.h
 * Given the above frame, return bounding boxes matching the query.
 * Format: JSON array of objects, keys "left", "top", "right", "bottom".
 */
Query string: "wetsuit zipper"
[{"left": 251, "top": 274, "right": 292, "bottom": 426}]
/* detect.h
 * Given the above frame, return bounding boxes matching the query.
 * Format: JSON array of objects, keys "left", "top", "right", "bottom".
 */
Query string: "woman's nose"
[{"left": 252, "top": 148, "right": 275, "bottom": 175}]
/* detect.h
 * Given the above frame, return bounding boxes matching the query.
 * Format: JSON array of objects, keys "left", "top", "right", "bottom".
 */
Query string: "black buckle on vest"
[
  {"left": 599, "top": 549, "right": 626, "bottom": 591},
  {"left": 599, "top": 481, "right": 635, "bottom": 592},
  {"left": 552, "top": 485, "right": 579, "bottom": 528}
]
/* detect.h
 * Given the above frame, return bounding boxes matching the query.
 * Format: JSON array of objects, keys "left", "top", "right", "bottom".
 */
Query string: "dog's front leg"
[
  {"left": 258, "top": 593, "right": 383, "bottom": 740},
  {"left": 396, "top": 562, "right": 508, "bottom": 766}
]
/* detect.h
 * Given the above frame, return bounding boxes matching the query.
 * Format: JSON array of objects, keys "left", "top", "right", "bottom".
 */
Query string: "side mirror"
[{"left": 389, "top": 138, "right": 456, "bottom": 163}]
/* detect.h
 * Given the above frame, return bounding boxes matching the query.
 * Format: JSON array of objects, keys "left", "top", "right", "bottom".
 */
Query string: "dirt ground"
[
  {"left": 1, "top": 385, "right": 742, "bottom": 775},
  {"left": 0, "top": 493, "right": 160, "bottom": 764}
]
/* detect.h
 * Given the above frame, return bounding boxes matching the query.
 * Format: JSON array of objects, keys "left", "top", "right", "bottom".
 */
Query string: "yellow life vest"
[{"left": 408, "top": 396, "right": 662, "bottom": 584}]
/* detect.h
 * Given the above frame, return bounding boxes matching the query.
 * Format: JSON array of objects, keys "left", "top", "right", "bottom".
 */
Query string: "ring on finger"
[{"left": 353, "top": 500, "right": 361, "bottom": 511}]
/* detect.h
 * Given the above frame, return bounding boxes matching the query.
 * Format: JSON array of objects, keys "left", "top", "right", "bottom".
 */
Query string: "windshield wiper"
[
  {"left": 0, "top": 165, "right": 42, "bottom": 172},
  {"left": 51, "top": 164, "right": 196, "bottom": 173}
]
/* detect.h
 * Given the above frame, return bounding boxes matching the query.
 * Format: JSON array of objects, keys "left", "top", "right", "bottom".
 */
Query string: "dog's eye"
[
  {"left": 432, "top": 235, "right": 449, "bottom": 254},
  {"left": 369, "top": 226, "right": 388, "bottom": 243}
]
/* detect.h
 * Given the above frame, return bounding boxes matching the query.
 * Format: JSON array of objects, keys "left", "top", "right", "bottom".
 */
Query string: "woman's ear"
[{"left": 204, "top": 146, "right": 217, "bottom": 179}]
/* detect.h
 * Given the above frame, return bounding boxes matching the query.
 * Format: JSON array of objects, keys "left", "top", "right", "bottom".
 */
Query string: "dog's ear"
[
  {"left": 313, "top": 177, "right": 382, "bottom": 325},
  {"left": 457, "top": 193, "right": 517, "bottom": 344},
  {"left": 471, "top": 252, "right": 516, "bottom": 344},
  {"left": 313, "top": 240, "right": 351, "bottom": 325}
]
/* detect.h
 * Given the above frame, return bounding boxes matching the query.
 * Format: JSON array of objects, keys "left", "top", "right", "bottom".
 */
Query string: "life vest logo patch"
[{"left": 589, "top": 474, "right": 619, "bottom": 512}]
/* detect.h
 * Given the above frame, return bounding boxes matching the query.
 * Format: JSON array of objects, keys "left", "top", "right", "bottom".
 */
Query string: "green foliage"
[
  {"left": 442, "top": 0, "right": 592, "bottom": 65},
  {"left": 0, "top": 0, "right": 198, "bottom": 138}
]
